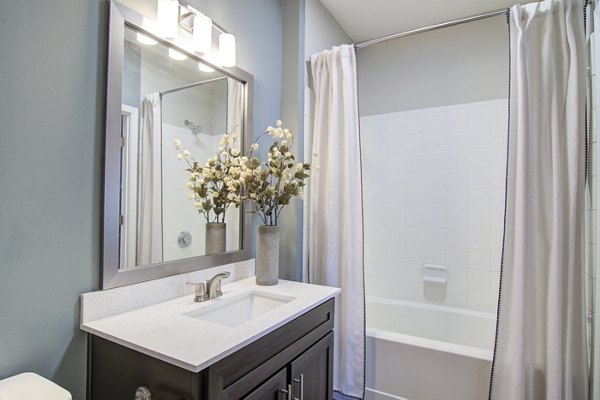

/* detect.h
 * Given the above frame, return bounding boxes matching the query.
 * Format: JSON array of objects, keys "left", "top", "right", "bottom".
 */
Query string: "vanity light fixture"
[
  {"left": 157, "top": 0, "right": 179, "bottom": 39},
  {"left": 193, "top": 13, "right": 212, "bottom": 54},
  {"left": 136, "top": 32, "right": 158, "bottom": 46},
  {"left": 219, "top": 33, "right": 236, "bottom": 68},
  {"left": 168, "top": 48, "right": 188, "bottom": 61}
]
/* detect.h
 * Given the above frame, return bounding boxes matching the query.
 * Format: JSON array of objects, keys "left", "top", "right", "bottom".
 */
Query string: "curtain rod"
[
  {"left": 160, "top": 76, "right": 228, "bottom": 97},
  {"left": 355, "top": 8, "right": 508, "bottom": 49},
  {"left": 355, "top": 0, "right": 593, "bottom": 49}
]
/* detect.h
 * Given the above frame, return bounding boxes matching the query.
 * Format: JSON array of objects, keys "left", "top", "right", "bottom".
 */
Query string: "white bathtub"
[{"left": 366, "top": 297, "right": 496, "bottom": 400}]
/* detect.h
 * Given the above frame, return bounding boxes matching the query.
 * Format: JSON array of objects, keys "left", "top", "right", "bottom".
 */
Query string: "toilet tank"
[{"left": 0, "top": 372, "right": 72, "bottom": 400}]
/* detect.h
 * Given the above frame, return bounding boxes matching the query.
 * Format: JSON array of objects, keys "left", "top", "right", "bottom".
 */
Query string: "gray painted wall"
[
  {"left": 305, "top": 0, "right": 352, "bottom": 58},
  {"left": 357, "top": 15, "right": 508, "bottom": 115},
  {"left": 278, "top": 0, "right": 351, "bottom": 280},
  {"left": 279, "top": 0, "right": 305, "bottom": 281},
  {"left": 0, "top": 1, "right": 282, "bottom": 398}
]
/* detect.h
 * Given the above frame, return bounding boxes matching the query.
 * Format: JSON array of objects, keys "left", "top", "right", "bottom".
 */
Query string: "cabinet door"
[
  {"left": 290, "top": 332, "right": 334, "bottom": 400},
  {"left": 243, "top": 368, "right": 289, "bottom": 400}
]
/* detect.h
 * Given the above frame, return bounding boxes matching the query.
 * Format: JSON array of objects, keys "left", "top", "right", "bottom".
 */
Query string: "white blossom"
[{"left": 174, "top": 139, "right": 181, "bottom": 149}]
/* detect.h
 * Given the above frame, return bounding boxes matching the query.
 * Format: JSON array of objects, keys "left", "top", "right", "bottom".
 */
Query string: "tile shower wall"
[
  {"left": 162, "top": 124, "right": 240, "bottom": 262},
  {"left": 362, "top": 99, "right": 508, "bottom": 313}
]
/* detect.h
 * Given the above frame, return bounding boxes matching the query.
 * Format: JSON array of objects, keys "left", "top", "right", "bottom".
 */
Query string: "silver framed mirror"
[{"left": 103, "top": 1, "right": 253, "bottom": 289}]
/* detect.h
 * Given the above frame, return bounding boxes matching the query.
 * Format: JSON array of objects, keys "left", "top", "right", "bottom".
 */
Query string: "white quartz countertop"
[{"left": 80, "top": 277, "right": 340, "bottom": 372}]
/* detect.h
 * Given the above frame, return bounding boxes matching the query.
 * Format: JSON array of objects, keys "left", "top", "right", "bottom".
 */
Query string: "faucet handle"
[{"left": 187, "top": 281, "right": 209, "bottom": 302}]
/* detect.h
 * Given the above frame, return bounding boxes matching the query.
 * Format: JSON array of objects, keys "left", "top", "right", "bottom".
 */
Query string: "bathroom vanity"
[
  {"left": 88, "top": 3, "right": 341, "bottom": 398},
  {"left": 81, "top": 277, "right": 339, "bottom": 399}
]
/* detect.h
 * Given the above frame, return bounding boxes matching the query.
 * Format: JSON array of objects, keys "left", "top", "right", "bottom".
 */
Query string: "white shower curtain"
[
  {"left": 137, "top": 93, "right": 163, "bottom": 266},
  {"left": 227, "top": 77, "right": 244, "bottom": 136},
  {"left": 490, "top": 1, "right": 588, "bottom": 399},
  {"left": 307, "top": 45, "right": 365, "bottom": 399}
]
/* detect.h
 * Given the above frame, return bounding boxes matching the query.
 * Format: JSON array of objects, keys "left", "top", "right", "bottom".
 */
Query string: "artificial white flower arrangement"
[
  {"left": 175, "top": 134, "right": 245, "bottom": 223},
  {"left": 175, "top": 120, "right": 309, "bottom": 226},
  {"left": 242, "top": 120, "right": 310, "bottom": 226}
]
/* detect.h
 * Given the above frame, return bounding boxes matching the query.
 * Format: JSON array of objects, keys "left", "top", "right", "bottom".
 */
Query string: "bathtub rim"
[{"left": 366, "top": 296, "right": 495, "bottom": 361}]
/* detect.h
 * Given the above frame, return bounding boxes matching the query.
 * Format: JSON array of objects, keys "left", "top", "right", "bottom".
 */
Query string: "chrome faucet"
[
  {"left": 187, "top": 271, "right": 230, "bottom": 302},
  {"left": 206, "top": 271, "right": 230, "bottom": 299}
]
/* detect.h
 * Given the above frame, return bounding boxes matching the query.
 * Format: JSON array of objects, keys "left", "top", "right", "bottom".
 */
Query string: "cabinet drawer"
[{"left": 207, "top": 298, "right": 334, "bottom": 399}]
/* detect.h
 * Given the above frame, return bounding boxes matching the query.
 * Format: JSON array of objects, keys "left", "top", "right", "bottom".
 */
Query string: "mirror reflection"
[{"left": 119, "top": 25, "right": 245, "bottom": 270}]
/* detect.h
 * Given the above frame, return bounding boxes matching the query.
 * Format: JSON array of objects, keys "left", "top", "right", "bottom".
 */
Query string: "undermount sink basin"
[{"left": 184, "top": 291, "right": 295, "bottom": 327}]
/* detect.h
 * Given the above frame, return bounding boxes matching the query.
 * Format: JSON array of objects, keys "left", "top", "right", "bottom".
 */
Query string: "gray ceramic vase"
[
  {"left": 205, "top": 222, "right": 226, "bottom": 255},
  {"left": 256, "top": 225, "right": 280, "bottom": 285}
]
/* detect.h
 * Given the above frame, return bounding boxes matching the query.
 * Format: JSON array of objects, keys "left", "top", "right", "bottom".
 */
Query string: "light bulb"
[
  {"left": 157, "top": 0, "right": 179, "bottom": 39},
  {"left": 219, "top": 33, "right": 236, "bottom": 67},
  {"left": 136, "top": 32, "right": 157, "bottom": 46},
  {"left": 168, "top": 48, "right": 187, "bottom": 61},
  {"left": 193, "top": 13, "right": 212, "bottom": 54},
  {"left": 198, "top": 62, "right": 215, "bottom": 73}
]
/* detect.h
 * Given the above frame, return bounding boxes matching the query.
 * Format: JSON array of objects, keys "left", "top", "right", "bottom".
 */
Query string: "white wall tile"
[
  {"left": 446, "top": 208, "right": 469, "bottom": 229},
  {"left": 468, "top": 229, "right": 490, "bottom": 250},
  {"left": 446, "top": 248, "right": 468, "bottom": 268},
  {"left": 362, "top": 99, "right": 507, "bottom": 314},
  {"left": 446, "top": 228, "right": 468, "bottom": 249},
  {"left": 468, "top": 269, "right": 491, "bottom": 291},
  {"left": 468, "top": 249, "right": 491, "bottom": 270},
  {"left": 468, "top": 209, "right": 491, "bottom": 229},
  {"left": 447, "top": 267, "right": 468, "bottom": 288}
]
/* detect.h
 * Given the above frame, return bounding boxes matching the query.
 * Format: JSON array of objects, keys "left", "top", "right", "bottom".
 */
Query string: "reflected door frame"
[{"left": 120, "top": 104, "right": 139, "bottom": 269}]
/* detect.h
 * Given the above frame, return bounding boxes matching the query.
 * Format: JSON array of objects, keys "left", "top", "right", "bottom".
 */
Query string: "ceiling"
[{"left": 319, "top": 0, "right": 526, "bottom": 43}]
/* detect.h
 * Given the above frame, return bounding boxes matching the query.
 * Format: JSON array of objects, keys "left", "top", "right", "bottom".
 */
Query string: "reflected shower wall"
[
  {"left": 161, "top": 80, "right": 241, "bottom": 262},
  {"left": 121, "top": 26, "right": 244, "bottom": 269}
]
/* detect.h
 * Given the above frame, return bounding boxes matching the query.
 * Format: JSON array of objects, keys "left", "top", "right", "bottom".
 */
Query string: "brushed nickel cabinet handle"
[
  {"left": 280, "top": 383, "right": 292, "bottom": 400},
  {"left": 293, "top": 374, "right": 304, "bottom": 400}
]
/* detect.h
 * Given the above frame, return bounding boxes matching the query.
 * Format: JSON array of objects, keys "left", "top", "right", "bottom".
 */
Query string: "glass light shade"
[
  {"left": 198, "top": 62, "right": 215, "bottom": 73},
  {"left": 193, "top": 14, "right": 212, "bottom": 54},
  {"left": 168, "top": 48, "right": 187, "bottom": 61},
  {"left": 157, "top": 0, "right": 179, "bottom": 39},
  {"left": 219, "top": 33, "right": 236, "bottom": 67},
  {"left": 136, "top": 32, "right": 157, "bottom": 46}
]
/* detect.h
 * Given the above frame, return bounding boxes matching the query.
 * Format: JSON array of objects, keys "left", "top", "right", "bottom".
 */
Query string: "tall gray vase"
[
  {"left": 256, "top": 225, "right": 279, "bottom": 286},
  {"left": 205, "top": 223, "right": 226, "bottom": 255}
]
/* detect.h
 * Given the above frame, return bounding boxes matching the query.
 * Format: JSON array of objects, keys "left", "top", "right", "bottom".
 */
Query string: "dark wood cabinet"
[
  {"left": 241, "top": 368, "right": 287, "bottom": 400},
  {"left": 290, "top": 333, "right": 333, "bottom": 400},
  {"left": 89, "top": 299, "right": 334, "bottom": 400}
]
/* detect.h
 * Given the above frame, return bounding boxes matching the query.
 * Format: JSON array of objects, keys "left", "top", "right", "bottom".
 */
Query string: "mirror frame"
[{"left": 103, "top": 1, "right": 253, "bottom": 289}]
